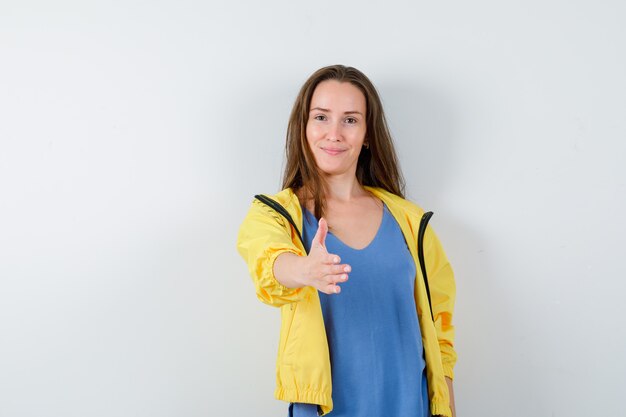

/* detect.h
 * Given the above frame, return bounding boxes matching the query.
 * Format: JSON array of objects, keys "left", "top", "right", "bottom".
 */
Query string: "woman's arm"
[
  {"left": 423, "top": 223, "right": 457, "bottom": 417},
  {"left": 446, "top": 377, "right": 456, "bottom": 417},
  {"left": 434, "top": 378, "right": 456, "bottom": 417},
  {"left": 423, "top": 225, "right": 457, "bottom": 379},
  {"left": 237, "top": 201, "right": 350, "bottom": 305},
  {"left": 273, "top": 218, "right": 351, "bottom": 295},
  {"left": 236, "top": 199, "right": 307, "bottom": 306}
]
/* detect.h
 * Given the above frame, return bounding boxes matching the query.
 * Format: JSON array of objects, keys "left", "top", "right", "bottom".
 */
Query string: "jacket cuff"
[
  {"left": 431, "top": 400, "right": 452, "bottom": 417},
  {"left": 442, "top": 363, "right": 455, "bottom": 380},
  {"left": 255, "top": 247, "right": 305, "bottom": 306}
]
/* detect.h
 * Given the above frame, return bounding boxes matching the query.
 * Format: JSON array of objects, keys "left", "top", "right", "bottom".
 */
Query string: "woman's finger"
[
  {"left": 326, "top": 263, "right": 351, "bottom": 275},
  {"left": 324, "top": 253, "right": 341, "bottom": 265},
  {"left": 321, "top": 272, "right": 348, "bottom": 284},
  {"left": 324, "top": 265, "right": 350, "bottom": 280},
  {"left": 312, "top": 217, "right": 329, "bottom": 249},
  {"left": 320, "top": 283, "right": 342, "bottom": 295}
]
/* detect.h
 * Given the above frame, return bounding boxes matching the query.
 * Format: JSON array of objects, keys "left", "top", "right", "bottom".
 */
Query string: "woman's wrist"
[{"left": 273, "top": 252, "right": 307, "bottom": 289}]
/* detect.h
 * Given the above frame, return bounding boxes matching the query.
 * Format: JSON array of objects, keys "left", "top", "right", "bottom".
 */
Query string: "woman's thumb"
[{"left": 313, "top": 217, "right": 328, "bottom": 248}]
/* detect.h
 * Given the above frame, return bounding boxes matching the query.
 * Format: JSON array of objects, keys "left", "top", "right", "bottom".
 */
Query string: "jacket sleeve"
[
  {"left": 424, "top": 225, "right": 457, "bottom": 380},
  {"left": 236, "top": 198, "right": 307, "bottom": 307}
]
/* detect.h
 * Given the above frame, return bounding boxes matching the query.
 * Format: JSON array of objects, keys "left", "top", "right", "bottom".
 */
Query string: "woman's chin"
[{"left": 319, "top": 167, "right": 354, "bottom": 177}]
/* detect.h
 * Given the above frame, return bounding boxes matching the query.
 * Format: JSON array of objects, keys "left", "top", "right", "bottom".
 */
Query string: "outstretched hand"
[{"left": 303, "top": 218, "right": 350, "bottom": 294}]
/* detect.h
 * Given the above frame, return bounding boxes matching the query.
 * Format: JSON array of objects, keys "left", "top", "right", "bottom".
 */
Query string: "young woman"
[{"left": 237, "top": 65, "right": 457, "bottom": 417}]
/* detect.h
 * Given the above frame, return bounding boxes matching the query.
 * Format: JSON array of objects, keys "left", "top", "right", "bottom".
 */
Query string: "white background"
[{"left": 1, "top": 1, "right": 625, "bottom": 416}]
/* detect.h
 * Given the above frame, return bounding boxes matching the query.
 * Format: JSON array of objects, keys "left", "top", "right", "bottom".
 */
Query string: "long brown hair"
[{"left": 282, "top": 64, "right": 405, "bottom": 219}]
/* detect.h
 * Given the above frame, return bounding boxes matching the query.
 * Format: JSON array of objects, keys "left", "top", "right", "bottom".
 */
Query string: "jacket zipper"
[
  {"left": 255, "top": 193, "right": 434, "bottom": 320},
  {"left": 418, "top": 211, "right": 435, "bottom": 322},
  {"left": 254, "top": 194, "right": 306, "bottom": 249},
  {"left": 255, "top": 195, "right": 326, "bottom": 414},
  {"left": 253, "top": 193, "right": 433, "bottom": 414}
]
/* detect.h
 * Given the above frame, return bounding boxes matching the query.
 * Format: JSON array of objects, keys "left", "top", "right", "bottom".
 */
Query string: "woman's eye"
[
  {"left": 345, "top": 117, "right": 357, "bottom": 124},
  {"left": 314, "top": 114, "right": 327, "bottom": 121}
]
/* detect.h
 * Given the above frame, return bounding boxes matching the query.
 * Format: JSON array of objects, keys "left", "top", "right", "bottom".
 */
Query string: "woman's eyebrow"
[{"left": 310, "top": 107, "right": 363, "bottom": 115}]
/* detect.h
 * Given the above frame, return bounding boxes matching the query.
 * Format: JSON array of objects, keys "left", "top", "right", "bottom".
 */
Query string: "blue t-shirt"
[{"left": 291, "top": 202, "right": 430, "bottom": 417}]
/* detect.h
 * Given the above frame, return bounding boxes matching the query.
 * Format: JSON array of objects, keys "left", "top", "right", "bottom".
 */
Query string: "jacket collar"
[{"left": 271, "top": 186, "right": 422, "bottom": 241}]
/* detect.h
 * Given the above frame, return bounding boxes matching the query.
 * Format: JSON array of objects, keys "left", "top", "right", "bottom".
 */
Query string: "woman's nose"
[{"left": 326, "top": 122, "right": 343, "bottom": 141}]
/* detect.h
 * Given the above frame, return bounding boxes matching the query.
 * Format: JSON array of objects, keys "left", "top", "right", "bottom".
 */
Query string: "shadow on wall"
[
  {"left": 230, "top": 78, "right": 298, "bottom": 198},
  {"left": 380, "top": 79, "right": 546, "bottom": 414},
  {"left": 378, "top": 80, "right": 458, "bottom": 205},
  {"left": 234, "top": 75, "right": 460, "bottom": 202}
]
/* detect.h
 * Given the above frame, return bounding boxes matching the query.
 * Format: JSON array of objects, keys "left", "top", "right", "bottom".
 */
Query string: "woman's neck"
[
  {"left": 323, "top": 174, "right": 367, "bottom": 203},
  {"left": 295, "top": 173, "right": 369, "bottom": 209}
]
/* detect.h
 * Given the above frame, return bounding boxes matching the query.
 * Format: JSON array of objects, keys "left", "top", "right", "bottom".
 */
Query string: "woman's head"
[
  {"left": 305, "top": 79, "right": 367, "bottom": 179},
  {"left": 282, "top": 65, "right": 405, "bottom": 217}
]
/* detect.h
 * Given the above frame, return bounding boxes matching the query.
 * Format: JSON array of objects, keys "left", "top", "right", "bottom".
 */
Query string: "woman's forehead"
[{"left": 310, "top": 80, "right": 366, "bottom": 112}]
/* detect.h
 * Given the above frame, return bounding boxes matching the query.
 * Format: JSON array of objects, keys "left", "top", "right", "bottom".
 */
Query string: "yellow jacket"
[{"left": 236, "top": 186, "right": 456, "bottom": 416}]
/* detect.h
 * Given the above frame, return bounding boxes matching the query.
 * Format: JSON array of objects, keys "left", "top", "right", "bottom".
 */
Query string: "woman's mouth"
[{"left": 321, "top": 147, "right": 346, "bottom": 156}]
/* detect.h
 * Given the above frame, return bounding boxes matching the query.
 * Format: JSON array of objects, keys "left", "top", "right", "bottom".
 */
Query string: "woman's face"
[{"left": 306, "top": 80, "right": 367, "bottom": 178}]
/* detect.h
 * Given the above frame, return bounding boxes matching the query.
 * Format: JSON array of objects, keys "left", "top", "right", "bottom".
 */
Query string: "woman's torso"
[{"left": 291, "top": 200, "right": 430, "bottom": 417}]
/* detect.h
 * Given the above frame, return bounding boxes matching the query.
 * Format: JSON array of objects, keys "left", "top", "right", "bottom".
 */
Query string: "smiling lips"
[{"left": 321, "top": 147, "right": 346, "bottom": 156}]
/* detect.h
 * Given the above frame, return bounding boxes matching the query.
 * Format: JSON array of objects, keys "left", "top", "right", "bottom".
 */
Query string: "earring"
[{"left": 363, "top": 142, "right": 370, "bottom": 149}]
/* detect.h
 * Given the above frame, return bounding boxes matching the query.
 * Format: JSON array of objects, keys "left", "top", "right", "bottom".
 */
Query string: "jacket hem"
[{"left": 275, "top": 387, "right": 332, "bottom": 414}]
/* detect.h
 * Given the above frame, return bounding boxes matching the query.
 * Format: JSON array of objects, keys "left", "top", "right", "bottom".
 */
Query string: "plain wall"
[{"left": 1, "top": 1, "right": 625, "bottom": 416}]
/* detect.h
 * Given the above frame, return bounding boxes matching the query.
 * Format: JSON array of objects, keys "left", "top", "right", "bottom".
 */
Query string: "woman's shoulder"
[
  {"left": 364, "top": 186, "right": 425, "bottom": 217},
  {"left": 239, "top": 188, "right": 302, "bottom": 239},
  {"left": 248, "top": 188, "right": 302, "bottom": 222},
  {"left": 253, "top": 188, "right": 299, "bottom": 209}
]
